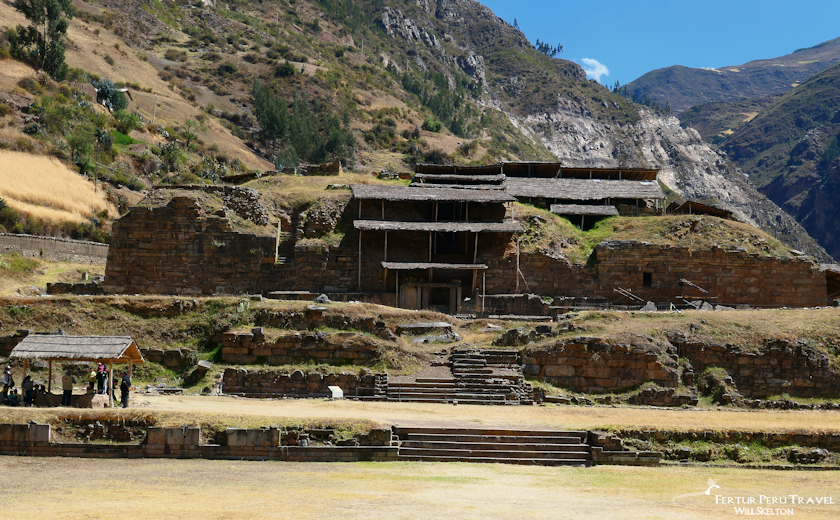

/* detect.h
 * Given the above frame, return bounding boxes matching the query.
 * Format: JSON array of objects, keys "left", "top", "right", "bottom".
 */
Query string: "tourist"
[
  {"left": 22, "top": 375, "right": 34, "bottom": 406},
  {"left": 120, "top": 371, "right": 131, "bottom": 408},
  {"left": 61, "top": 371, "right": 75, "bottom": 407},
  {"left": 96, "top": 362, "right": 106, "bottom": 394},
  {"left": 88, "top": 369, "right": 97, "bottom": 394},
  {"left": 2, "top": 365, "right": 13, "bottom": 401}
]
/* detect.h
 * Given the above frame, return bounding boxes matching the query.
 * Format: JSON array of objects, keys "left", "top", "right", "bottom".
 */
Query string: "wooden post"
[
  {"left": 482, "top": 271, "right": 486, "bottom": 315},
  {"left": 429, "top": 232, "right": 432, "bottom": 262},
  {"left": 396, "top": 271, "right": 399, "bottom": 308},
  {"left": 108, "top": 360, "right": 114, "bottom": 408},
  {"left": 515, "top": 237, "right": 520, "bottom": 293},
  {"left": 465, "top": 202, "right": 468, "bottom": 221},
  {"left": 47, "top": 360, "right": 52, "bottom": 393},
  {"left": 129, "top": 359, "right": 133, "bottom": 380},
  {"left": 473, "top": 232, "right": 479, "bottom": 264},
  {"left": 358, "top": 231, "right": 363, "bottom": 290},
  {"left": 358, "top": 200, "right": 362, "bottom": 219},
  {"left": 381, "top": 200, "right": 384, "bottom": 220},
  {"left": 384, "top": 231, "right": 388, "bottom": 262},
  {"left": 435, "top": 202, "right": 438, "bottom": 221}
]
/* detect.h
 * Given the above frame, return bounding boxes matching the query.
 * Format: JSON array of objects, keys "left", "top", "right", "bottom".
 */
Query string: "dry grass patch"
[
  {"left": 4, "top": 457, "right": 839, "bottom": 519},
  {"left": 0, "top": 150, "right": 117, "bottom": 224}
]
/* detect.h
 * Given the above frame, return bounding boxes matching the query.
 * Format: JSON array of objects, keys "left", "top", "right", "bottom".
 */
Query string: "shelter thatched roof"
[
  {"left": 355, "top": 220, "right": 523, "bottom": 233},
  {"left": 408, "top": 183, "right": 506, "bottom": 190},
  {"left": 501, "top": 162, "right": 659, "bottom": 181},
  {"left": 382, "top": 262, "right": 488, "bottom": 270},
  {"left": 506, "top": 178, "right": 665, "bottom": 201},
  {"left": 668, "top": 200, "right": 734, "bottom": 220},
  {"left": 10, "top": 335, "right": 145, "bottom": 363},
  {"left": 413, "top": 173, "right": 506, "bottom": 183},
  {"left": 351, "top": 184, "right": 515, "bottom": 203},
  {"left": 416, "top": 164, "right": 501, "bottom": 176},
  {"left": 550, "top": 204, "right": 619, "bottom": 216}
]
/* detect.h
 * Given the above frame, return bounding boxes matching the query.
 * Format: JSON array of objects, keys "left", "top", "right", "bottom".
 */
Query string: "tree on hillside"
[{"left": 9, "top": 0, "right": 74, "bottom": 80}]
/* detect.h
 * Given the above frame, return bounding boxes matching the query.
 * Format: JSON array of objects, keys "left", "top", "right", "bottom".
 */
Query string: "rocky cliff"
[{"left": 379, "top": 0, "right": 830, "bottom": 260}]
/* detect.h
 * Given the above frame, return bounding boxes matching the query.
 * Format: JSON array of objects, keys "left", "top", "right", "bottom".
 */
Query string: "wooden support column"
[
  {"left": 429, "top": 232, "right": 432, "bottom": 262},
  {"left": 129, "top": 359, "right": 133, "bottom": 380},
  {"left": 465, "top": 202, "right": 469, "bottom": 221},
  {"left": 357, "top": 230, "right": 363, "bottom": 290},
  {"left": 428, "top": 268, "right": 433, "bottom": 282},
  {"left": 359, "top": 200, "right": 362, "bottom": 218},
  {"left": 47, "top": 360, "right": 52, "bottom": 393},
  {"left": 482, "top": 271, "right": 486, "bottom": 315},
  {"left": 384, "top": 231, "right": 388, "bottom": 261},
  {"left": 515, "top": 237, "right": 520, "bottom": 293},
  {"left": 381, "top": 200, "right": 385, "bottom": 220},
  {"left": 396, "top": 271, "right": 399, "bottom": 308},
  {"left": 108, "top": 360, "right": 114, "bottom": 408},
  {"left": 435, "top": 202, "right": 439, "bottom": 221}
]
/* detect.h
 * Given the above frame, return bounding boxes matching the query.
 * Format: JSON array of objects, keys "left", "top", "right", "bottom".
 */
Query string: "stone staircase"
[
  {"left": 384, "top": 349, "right": 536, "bottom": 405},
  {"left": 394, "top": 426, "right": 592, "bottom": 466}
]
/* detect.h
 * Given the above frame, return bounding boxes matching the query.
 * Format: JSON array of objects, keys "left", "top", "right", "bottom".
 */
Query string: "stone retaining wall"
[
  {"left": 522, "top": 337, "right": 679, "bottom": 393},
  {"left": 0, "top": 424, "right": 398, "bottom": 462},
  {"left": 219, "top": 329, "right": 383, "bottom": 366},
  {"left": 616, "top": 428, "right": 840, "bottom": 451},
  {"left": 221, "top": 368, "right": 387, "bottom": 398},
  {"left": 671, "top": 334, "right": 840, "bottom": 399},
  {"left": 0, "top": 233, "right": 108, "bottom": 264}
]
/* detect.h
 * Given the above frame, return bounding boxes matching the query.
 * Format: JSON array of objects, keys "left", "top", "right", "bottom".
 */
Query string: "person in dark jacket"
[{"left": 119, "top": 371, "right": 131, "bottom": 408}]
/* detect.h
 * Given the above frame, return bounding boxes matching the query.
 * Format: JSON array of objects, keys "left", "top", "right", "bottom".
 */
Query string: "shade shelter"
[{"left": 10, "top": 334, "right": 145, "bottom": 407}]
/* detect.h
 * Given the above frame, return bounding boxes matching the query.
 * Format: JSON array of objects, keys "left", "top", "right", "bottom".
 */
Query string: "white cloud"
[{"left": 581, "top": 58, "right": 610, "bottom": 83}]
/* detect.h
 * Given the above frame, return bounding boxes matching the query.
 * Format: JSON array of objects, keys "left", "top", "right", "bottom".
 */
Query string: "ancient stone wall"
[
  {"left": 104, "top": 197, "right": 827, "bottom": 307},
  {"left": 219, "top": 329, "right": 383, "bottom": 366},
  {"left": 0, "top": 233, "right": 108, "bottom": 264},
  {"left": 522, "top": 337, "right": 679, "bottom": 393},
  {"left": 221, "top": 368, "right": 386, "bottom": 398},
  {"left": 671, "top": 334, "right": 840, "bottom": 399},
  {"left": 486, "top": 241, "right": 827, "bottom": 308}
]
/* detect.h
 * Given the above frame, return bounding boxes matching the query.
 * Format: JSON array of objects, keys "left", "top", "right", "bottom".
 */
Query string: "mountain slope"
[
  {"left": 0, "top": 0, "right": 831, "bottom": 260},
  {"left": 625, "top": 37, "right": 840, "bottom": 114},
  {"left": 721, "top": 62, "right": 840, "bottom": 259}
]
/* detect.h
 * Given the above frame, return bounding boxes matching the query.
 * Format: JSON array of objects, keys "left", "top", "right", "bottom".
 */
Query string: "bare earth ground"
[
  {"left": 135, "top": 394, "right": 840, "bottom": 432},
  {"left": 4, "top": 395, "right": 840, "bottom": 518},
  {"left": 3, "top": 457, "right": 838, "bottom": 519}
]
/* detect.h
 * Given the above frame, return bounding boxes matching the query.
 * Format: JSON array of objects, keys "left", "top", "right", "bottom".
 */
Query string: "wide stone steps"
[{"left": 395, "top": 427, "right": 592, "bottom": 466}]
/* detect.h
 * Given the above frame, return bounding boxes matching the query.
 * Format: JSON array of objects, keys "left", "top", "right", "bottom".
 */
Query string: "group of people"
[{"left": 2, "top": 362, "right": 132, "bottom": 408}]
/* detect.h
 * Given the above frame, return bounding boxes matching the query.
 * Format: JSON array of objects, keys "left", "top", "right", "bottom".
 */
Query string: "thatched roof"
[
  {"left": 550, "top": 204, "right": 619, "bottom": 216},
  {"left": 355, "top": 220, "right": 523, "bottom": 233},
  {"left": 501, "top": 162, "right": 659, "bottom": 181},
  {"left": 382, "top": 261, "right": 488, "bottom": 270},
  {"left": 10, "top": 335, "right": 145, "bottom": 363},
  {"left": 408, "top": 183, "right": 506, "bottom": 190},
  {"left": 352, "top": 184, "right": 515, "bottom": 202},
  {"left": 668, "top": 200, "right": 734, "bottom": 220},
  {"left": 506, "top": 178, "right": 665, "bottom": 201},
  {"left": 413, "top": 173, "right": 506, "bottom": 183},
  {"left": 416, "top": 164, "right": 502, "bottom": 176}
]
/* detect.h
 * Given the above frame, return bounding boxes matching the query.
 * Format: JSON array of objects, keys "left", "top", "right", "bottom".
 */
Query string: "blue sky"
[{"left": 480, "top": 0, "right": 840, "bottom": 85}]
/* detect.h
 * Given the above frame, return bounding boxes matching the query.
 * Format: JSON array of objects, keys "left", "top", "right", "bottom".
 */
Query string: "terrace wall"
[
  {"left": 0, "top": 233, "right": 108, "bottom": 264},
  {"left": 220, "top": 368, "right": 386, "bottom": 398}
]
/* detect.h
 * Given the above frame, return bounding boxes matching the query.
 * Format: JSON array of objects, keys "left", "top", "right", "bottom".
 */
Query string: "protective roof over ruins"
[
  {"left": 351, "top": 184, "right": 515, "bottom": 202},
  {"left": 354, "top": 220, "right": 523, "bottom": 232},
  {"left": 550, "top": 204, "right": 620, "bottom": 216},
  {"left": 506, "top": 178, "right": 666, "bottom": 201}
]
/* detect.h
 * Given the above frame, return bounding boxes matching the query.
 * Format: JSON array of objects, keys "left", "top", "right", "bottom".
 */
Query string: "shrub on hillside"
[{"left": 113, "top": 110, "right": 141, "bottom": 135}]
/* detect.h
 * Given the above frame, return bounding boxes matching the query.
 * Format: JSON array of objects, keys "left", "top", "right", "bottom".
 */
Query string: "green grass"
[{"left": 111, "top": 130, "right": 141, "bottom": 146}]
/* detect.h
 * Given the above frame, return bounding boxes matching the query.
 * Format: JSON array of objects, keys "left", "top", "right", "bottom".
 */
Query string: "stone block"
[
  {"left": 146, "top": 427, "right": 166, "bottom": 445},
  {"left": 29, "top": 424, "right": 50, "bottom": 443},
  {"left": 0, "top": 424, "right": 13, "bottom": 442},
  {"left": 227, "top": 429, "right": 248, "bottom": 447}
]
